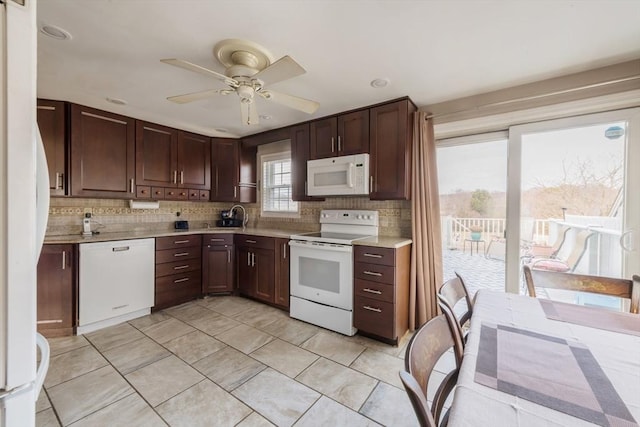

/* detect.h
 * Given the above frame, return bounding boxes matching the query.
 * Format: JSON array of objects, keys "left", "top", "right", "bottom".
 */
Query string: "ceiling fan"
[{"left": 161, "top": 39, "right": 320, "bottom": 125}]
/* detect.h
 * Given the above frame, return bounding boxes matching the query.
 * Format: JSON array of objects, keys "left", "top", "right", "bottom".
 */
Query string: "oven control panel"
[{"left": 319, "top": 210, "right": 378, "bottom": 226}]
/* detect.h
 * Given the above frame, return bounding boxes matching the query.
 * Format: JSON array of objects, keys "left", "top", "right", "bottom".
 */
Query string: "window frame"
[{"left": 259, "top": 150, "right": 300, "bottom": 218}]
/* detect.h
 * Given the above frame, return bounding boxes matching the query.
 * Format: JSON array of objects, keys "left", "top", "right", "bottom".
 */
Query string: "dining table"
[{"left": 447, "top": 289, "right": 640, "bottom": 426}]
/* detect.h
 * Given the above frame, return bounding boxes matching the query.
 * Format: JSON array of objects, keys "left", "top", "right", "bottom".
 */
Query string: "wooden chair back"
[
  {"left": 438, "top": 298, "right": 466, "bottom": 358},
  {"left": 438, "top": 273, "right": 473, "bottom": 327},
  {"left": 523, "top": 265, "right": 640, "bottom": 314},
  {"left": 401, "top": 314, "right": 462, "bottom": 426}
]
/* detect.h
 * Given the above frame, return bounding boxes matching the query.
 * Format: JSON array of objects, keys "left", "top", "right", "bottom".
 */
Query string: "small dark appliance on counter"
[
  {"left": 216, "top": 209, "right": 242, "bottom": 227},
  {"left": 174, "top": 220, "right": 189, "bottom": 230}
]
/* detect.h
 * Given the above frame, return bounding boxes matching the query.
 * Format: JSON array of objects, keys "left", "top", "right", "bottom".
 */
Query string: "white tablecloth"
[{"left": 447, "top": 290, "right": 640, "bottom": 427}]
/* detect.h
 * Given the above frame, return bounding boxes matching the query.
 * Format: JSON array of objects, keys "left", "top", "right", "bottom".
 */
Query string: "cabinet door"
[
  {"left": 211, "top": 138, "right": 239, "bottom": 202},
  {"left": 135, "top": 120, "right": 177, "bottom": 188},
  {"left": 274, "top": 238, "right": 290, "bottom": 309},
  {"left": 37, "top": 100, "right": 67, "bottom": 196},
  {"left": 338, "top": 110, "right": 369, "bottom": 156},
  {"left": 291, "top": 124, "right": 323, "bottom": 202},
  {"left": 202, "top": 244, "right": 234, "bottom": 293},
  {"left": 254, "top": 247, "right": 275, "bottom": 303},
  {"left": 37, "top": 244, "right": 75, "bottom": 336},
  {"left": 310, "top": 117, "right": 337, "bottom": 159},
  {"left": 369, "top": 100, "right": 414, "bottom": 200},
  {"left": 70, "top": 104, "right": 135, "bottom": 198},
  {"left": 237, "top": 246, "right": 255, "bottom": 297},
  {"left": 178, "top": 131, "right": 211, "bottom": 190}
]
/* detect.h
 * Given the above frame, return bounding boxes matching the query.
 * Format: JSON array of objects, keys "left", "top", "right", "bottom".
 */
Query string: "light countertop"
[{"left": 45, "top": 228, "right": 411, "bottom": 248}]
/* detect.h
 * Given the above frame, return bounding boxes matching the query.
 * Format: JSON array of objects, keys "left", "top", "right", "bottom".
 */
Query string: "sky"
[{"left": 436, "top": 121, "right": 626, "bottom": 195}]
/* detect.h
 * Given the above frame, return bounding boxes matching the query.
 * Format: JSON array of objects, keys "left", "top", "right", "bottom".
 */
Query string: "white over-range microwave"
[{"left": 307, "top": 153, "right": 370, "bottom": 196}]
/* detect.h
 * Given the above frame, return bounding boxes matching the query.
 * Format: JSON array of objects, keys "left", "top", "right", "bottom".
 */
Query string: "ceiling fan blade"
[
  {"left": 167, "top": 89, "right": 229, "bottom": 104},
  {"left": 261, "top": 90, "right": 319, "bottom": 114},
  {"left": 252, "top": 56, "right": 306, "bottom": 85},
  {"left": 161, "top": 58, "right": 238, "bottom": 87},
  {"left": 240, "top": 101, "right": 259, "bottom": 126}
]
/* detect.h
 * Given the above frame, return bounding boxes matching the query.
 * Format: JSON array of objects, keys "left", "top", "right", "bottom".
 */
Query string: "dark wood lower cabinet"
[
  {"left": 154, "top": 235, "right": 202, "bottom": 310},
  {"left": 353, "top": 244, "right": 411, "bottom": 345},
  {"left": 37, "top": 244, "right": 75, "bottom": 337},
  {"left": 274, "top": 238, "right": 290, "bottom": 309},
  {"left": 202, "top": 234, "right": 235, "bottom": 294}
]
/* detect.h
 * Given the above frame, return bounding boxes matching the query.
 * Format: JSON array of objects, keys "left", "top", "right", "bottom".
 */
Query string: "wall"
[{"left": 47, "top": 197, "right": 411, "bottom": 237}]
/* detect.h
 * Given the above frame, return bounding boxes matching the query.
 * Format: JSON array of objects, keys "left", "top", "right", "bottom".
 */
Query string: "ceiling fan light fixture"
[{"left": 370, "top": 78, "right": 390, "bottom": 88}]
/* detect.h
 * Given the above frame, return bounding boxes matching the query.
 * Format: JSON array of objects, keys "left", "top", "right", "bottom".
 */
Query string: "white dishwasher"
[{"left": 78, "top": 238, "right": 155, "bottom": 334}]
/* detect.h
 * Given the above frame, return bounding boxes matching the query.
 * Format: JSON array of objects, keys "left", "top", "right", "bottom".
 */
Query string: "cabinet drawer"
[
  {"left": 165, "top": 189, "right": 188, "bottom": 200},
  {"left": 151, "top": 187, "right": 165, "bottom": 199},
  {"left": 188, "top": 189, "right": 201, "bottom": 200},
  {"left": 203, "top": 234, "right": 234, "bottom": 246},
  {"left": 136, "top": 186, "right": 151, "bottom": 199},
  {"left": 354, "top": 262, "right": 395, "bottom": 284},
  {"left": 155, "top": 259, "right": 201, "bottom": 277},
  {"left": 155, "top": 273, "right": 201, "bottom": 308},
  {"left": 156, "top": 247, "right": 201, "bottom": 264},
  {"left": 156, "top": 235, "right": 202, "bottom": 250},
  {"left": 235, "top": 234, "right": 274, "bottom": 250},
  {"left": 354, "top": 295, "right": 394, "bottom": 339},
  {"left": 155, "top": 271, "right": 202, "bottom": 293},
  {"left": 354, "top": 279, "right": 394, "bottom": 303},
  {"left": 199, "top": 190, "right": 210, "bottom": 201},
  {"left": 354, "top": 246, "right": 395, "bottom": 266}
]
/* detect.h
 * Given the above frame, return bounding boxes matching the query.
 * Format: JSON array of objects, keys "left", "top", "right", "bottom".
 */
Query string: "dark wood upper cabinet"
[
  {"left": 135, "top": 121, "right": 177, "bottom": 188},
  {"left": 310, "top": 117, "right": 338, "bottom": 159},
  {"left": 369, "top": 99, "right": 416, "bottom": 200},
  {"left": 211, "top": 138, "right": 240, "bottom": 202},
  {"left": 239, "top": 142, "right": 257, "bottom": 203},
  {"left": 37, "top": 99, "right": 68, "bottom": 196},
  {"left": 136, "top": 123, "right": 210, "bottom": 192},
  {"left": 310, "top": 110, "right": 369, "bottom": 159},
  {"left": 177, "top": 131, "right": 211, "bottom": 190},
  {"left": 338, "top": 110, "right": 369, "bottom": 156},
  {"left": 291, "top": 123, "right": 323, "bottom": 202},
  {"left": 70, "top": 104, "right": 135, "bottom": 198}
]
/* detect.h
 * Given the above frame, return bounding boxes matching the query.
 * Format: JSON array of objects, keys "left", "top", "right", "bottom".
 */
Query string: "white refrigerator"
[{"left": 0, "top": 1, "right": 51, "bottom": 426}]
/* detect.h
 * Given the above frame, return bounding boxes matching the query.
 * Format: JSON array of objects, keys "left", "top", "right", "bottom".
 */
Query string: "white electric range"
[{"left": 289, "top": 210, "right": 379, "bottom": 336}]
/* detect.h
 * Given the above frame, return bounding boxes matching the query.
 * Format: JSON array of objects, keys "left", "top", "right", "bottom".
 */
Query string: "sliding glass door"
[{"left": 507, "top": 108, "right": 640, "bottom": 298}]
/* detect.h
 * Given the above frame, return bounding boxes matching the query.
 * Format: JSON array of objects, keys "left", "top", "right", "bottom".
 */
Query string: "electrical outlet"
[{"left": 83, "top": 207, "right": 92, "bottom": 215}]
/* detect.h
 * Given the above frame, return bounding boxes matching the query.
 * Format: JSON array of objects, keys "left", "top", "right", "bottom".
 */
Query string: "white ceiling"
[{"left": 37, "top": 0, "right": 640, "bottom": 138}]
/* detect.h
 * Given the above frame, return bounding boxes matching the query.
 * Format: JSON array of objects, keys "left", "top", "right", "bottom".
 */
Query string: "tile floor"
[{"left": 36, "top": 296, "right": 449, "bottom": 426}]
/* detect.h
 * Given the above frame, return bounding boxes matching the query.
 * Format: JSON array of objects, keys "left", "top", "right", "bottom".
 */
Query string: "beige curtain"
[{"left": 409, "top": 111, "right": 443, "bottom": 330}]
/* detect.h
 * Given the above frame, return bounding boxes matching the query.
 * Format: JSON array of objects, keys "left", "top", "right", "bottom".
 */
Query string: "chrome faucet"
[{"left": 230, "top": 204, "right": 248, "bottom": 228}]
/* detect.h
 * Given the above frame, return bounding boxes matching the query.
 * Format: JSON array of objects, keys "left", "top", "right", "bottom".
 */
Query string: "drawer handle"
[
  {"left": 363, "top": 288, "right": 382, "bottom": 295},
  {"left": 363, "top": 253, "right": 382, "bottom": 258},
  {"left": 173, "top": 265, "right": 189, "bottom": 270},
  {"left": 112, "top": 304, "right": 129, "bottom": 310},
  {"left": 363, "top": 305, "right": 382, "bottom": 313},
  {"left": 363, "top": 271, "right": 382, "bottom": 277},
  {"left": 174, "top": 252, "right": 190, "bottom": 257},
  {"left": 246, "top": 239, "right": 257, "bottom": 244},
  {"left": 112, "top": 246, "right": 130, "bottom": 252},
  {"left": 174, "top": 240, "right": 190, "bottom": 244},
  {"left": 209, "top": 238, "right": 225, "bottom": 242},
  {"left": 174, "top": 277, "right": 190, "bottom": 283}
]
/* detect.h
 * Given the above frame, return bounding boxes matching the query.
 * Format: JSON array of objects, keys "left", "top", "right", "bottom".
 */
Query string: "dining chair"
[
  {"left": 437, "top": 273, "right": 473, "bottom": 338},
  {"left": 523, "top": 265, "right": 640, "bottom": 314},
  {"left": 399, "top": 314, "right": 463, "bottom": 427}
]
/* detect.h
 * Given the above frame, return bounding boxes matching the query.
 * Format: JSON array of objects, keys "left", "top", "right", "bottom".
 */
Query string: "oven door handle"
[{"left": 288, "top": 240, "right": 353, "bottom": 253}]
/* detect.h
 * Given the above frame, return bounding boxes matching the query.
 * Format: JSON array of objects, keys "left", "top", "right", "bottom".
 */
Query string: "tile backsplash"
[{"left": 47, "top": 197, "right": 411, "bottom": 237}]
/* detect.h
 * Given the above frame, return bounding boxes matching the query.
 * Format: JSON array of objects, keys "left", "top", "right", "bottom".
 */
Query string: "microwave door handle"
[{"left": 347, "top": 163, "right": 354, "bottom": 188}]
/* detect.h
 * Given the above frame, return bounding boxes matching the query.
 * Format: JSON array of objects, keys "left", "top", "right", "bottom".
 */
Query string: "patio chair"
[
  {"left": 526, "top": 229, "right": 594, "bottom": 273},
  {"left": 523, "top": 265, "right": 640, "bottom": 314},
  {"left": 522, "top": 225, "right": 571, "bottom": 261},
  {"left": 400, "top": 314, "right": 463, "bottom": 427},
  {"left": 437, "top": 272, "right": 474, "bottom": 340}
]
